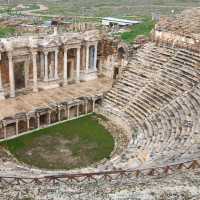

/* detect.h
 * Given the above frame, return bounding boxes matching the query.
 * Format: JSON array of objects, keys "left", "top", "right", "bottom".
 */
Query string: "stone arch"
[
  {"left": 60, "top": 108, "right": 66, "bottom": 121},
  {"left": 40, "top": 113, "right": 48, "bottom": 126},
  {"left": 79, "top": 103, "right": 85, "bottom": 115},
  {"left": 117, "top": 43, "right": 128, "bottom": 60},
  {"left": 69, "top": 105, "right": 77, "bottom": 118},
  {"left": 87, "top": 99, "right": 93, "bottom": 113},
  {"left": 29, "top": 117, "right": 37, "bottom": 130},
  {"left": 51, "top": 110, "right": 58, "bottom": 123},
  {"left": 18, "top": 119, "right": 27, "bottom": 134},
  {"left": 95, "top": 98, "right": 103, "bottom": 106},
  {"left": 6, "top": 122, "right": 16, "bottom": 137}
]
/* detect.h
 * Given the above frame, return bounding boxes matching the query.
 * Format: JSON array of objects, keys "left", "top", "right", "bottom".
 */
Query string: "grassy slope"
[
  {"left": 29, "top": 0, "right": 200, "bottom": 17},
  {"left": 0, "top": 27, "right": 16, "bottom": 38},
  {"left": 121, "top": 18, "right": 155, "bottom": 44},
  {"left": 1, "top": 114, "right": 114, "bottom": 170}
]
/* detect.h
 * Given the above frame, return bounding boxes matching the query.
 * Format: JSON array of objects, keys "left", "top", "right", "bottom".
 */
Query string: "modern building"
[{"left": 102, "top": 17, "right": 141, "bottom": 27}]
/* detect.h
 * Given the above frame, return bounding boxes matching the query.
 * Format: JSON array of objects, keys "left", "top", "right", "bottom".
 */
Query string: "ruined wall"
[
  {"left": 98, "top": 37, "right": 129, "bottom": 79},
  {"left": 153, "top": 30, "right": 200, "bottom": 52},
  {"left": 153, "top": 8, "right": 200, "bottom": 52},
  {"left": 98, "top": 37, "right": 119, "bottom": 78}
]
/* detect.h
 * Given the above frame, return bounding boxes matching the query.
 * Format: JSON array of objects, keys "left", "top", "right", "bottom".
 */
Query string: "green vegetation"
[
  {"left": 1, "top": 114, "right": 114, "bottom": 170},
  {"left": 25, "top": 4, "right": 40, "bottom": 11},
  {"left": 0, "top": 27, "right": 16, "bottom": 38},
  {"left": 25, "top": 0, "right": 200, "bottom": 17},
  {"left": 121, "top": 18, "right": 155, "bottom": 44}
]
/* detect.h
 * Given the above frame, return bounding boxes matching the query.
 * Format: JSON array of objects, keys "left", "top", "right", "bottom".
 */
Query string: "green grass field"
[
  {"left": 1, "top": 114, "right": 114, "bottom": 170},
  {"left": 121, "top": 18, "right": 155, "bottom": 44},
  {"left": 0, "top": 27, "right": 16, "bottom": 38}
]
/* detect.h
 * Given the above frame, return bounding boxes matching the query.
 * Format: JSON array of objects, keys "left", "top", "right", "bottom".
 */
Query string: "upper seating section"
[{"left": 103, "top": 42, "right": 200, "bottom": 170}]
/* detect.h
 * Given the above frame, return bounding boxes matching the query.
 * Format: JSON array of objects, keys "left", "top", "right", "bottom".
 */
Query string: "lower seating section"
[{"left": 103, "top": 42, "right": 200, "bottom": 170}]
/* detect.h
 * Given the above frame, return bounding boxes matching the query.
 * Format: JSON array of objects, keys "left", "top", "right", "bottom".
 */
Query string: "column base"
[
  {"left": 10, "top": 92, "right": 15, "bottom": 98},
  {"left": 63, "top": 81, "right": 68, "bottom": 87},
  {"left": 33, "top": 87, "right": 39, "bottom": 93},
  {"left": 54, "top": 75, "right": 59, "bottom": 80},
  {"left": 80, "top": 70, "right": 98, "bottom": 81}
]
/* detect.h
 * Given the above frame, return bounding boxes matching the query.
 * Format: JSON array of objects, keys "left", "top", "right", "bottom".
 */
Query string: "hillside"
[{"left": 0, "top": 0, "right": 200, "bottom": 17}]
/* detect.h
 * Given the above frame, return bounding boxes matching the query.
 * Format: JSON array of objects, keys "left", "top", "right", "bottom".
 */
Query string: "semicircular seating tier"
[{"left": 102, "top": 42, "right": 200, "bottom": 170}]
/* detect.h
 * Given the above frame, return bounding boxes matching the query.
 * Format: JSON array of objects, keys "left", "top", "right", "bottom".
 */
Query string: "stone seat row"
[
  {"left": 109, "top": 86, "right": 200, "bottom": 169},
  {"left": 102, "top": 43, "right": 200, "bottom": 170}
]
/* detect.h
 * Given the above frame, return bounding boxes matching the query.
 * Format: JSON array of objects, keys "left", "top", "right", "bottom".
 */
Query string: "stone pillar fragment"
[
  {"left": 85, "top": 101, "right": 88, "bottom": 114},
  {"left": 37, "top": 114, "right": 40, "bottom": 128},
  {"left": 26, "top": 115, "right": 30, "bottom": 130},
  {"left": 32, "top": 50, "right": 38, "bottom": 92},
  {"left": 63, "top": 48, "right": 68, "bottom": 85},
  {"left": 92, "top": 99, "right": 95, "bottom": 112},
  {"left": 0, "top": 66, "right": 5, "bottom": 100},
  {"left": 40, "top": 53, "right": 45, "bottom": 79},
  {"left": 44, "top": 51, "right": 48, "bottom": 82},
  {"left": 76, "top": 104, "right": 79, "bottom": 117},
  {"left": 8, "top": 52, "right": 15, "bottom": 98},
  {"left": 54, "top": 49, "right": 59, "bottom": 80},
  {"left": 76, "top": 47, "right": 81, "bottom": 83},
  {"left": 48, "top": 111, "right": 51, "bottom": 124},
  {"left": 16, "top": 119, "right": 19, "bottom": 135},
  {"left": 86, "top": 44, "right": 89, "bottom": 72},
  {"left": 93, "top": 43, "right": 98, "bottom": 70}
]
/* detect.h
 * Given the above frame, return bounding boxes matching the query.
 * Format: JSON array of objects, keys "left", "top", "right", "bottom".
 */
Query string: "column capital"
[
  {"left": 31, "top": 49, "right": 38, "bottom": 56},
  {"left": 64, "top": 47, "right": 68, "bottom": 53},
  {"left": 44, "top": 50, "right": 49, "bottom": 56},
  {"left": 8, "top": 51, "right": 13, "bottom": 59},
  {"left": 55, "top": 49, "right": 59, "bottom": 54}
]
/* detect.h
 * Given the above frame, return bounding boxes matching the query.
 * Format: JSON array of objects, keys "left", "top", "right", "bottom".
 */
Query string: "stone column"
[
  {"left": 54, "top": 49, "right": 59, "bottom": 80},
  {"left": 85, "top": 44, "right": 89, "bottom": 72},
  {"left": 32, "top": 50, "right": 38, "bottom": 92},
  {"left": 0, "top": 66, "right": 5, "bottom": 100},
  {"left": 67, "top": 106, "right": 70, "bottom": 119},
  {"left": 37, "top": 114, "right": 40, "bottom": 128},
  {"left": 24, "top": 59, "right": 30, "bottom": 89},
  {"left": 26, "top": 115, "right": 30, "bottom": 130},
  {"left": 8, "top": 52, "right": 15, "bottom": 98},
  {"left": 58, "top": 107, "right": 61, "bottom": 121},
  {"left": 76, "top": 104, "right": 79, "bottom": 117},
  {"left": 44, "top": 51, "right": 48, "bottom": 82},
  {"left": 63, "top": 48, "right": 68, "bottom": 85},
  {"left": 92, "top": 99, "right": 95, "bottom": 112},
  {"left": 3, "top": 124, "right": 6, "bottom": 139},
  {"left": 76, "top": 47, "right": 81, "bottom": 83},
  {"left": 48, "top": 111, "right": 51, "bottom": 124},
  {"left": 93, "top": 43, "right": 98, "bottom": 70},
  {"left": 40, "top": 52, "right": 44, "bottom": 79},
  {"left": 16, "top": 119, "right": 19, "bottom": 135},
  {"left": 85, "top": 101, "right": 88, "bottom": 114}
]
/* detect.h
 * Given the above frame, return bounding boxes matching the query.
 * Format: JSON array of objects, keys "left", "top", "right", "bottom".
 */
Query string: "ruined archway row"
[{"left": 0, "top": 95, "right": 103, "bottom": 141}]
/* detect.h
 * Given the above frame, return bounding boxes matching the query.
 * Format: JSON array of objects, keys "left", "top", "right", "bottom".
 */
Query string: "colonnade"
[
  {"left": 0, "top": 42, "right": 98, "bottom": 99},
  {"left": 0, "top": 95, "right": 103, "bottom": 141}
]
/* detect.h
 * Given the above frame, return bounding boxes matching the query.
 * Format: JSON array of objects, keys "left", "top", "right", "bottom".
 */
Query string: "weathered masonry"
[
  {"left": 0, "top": 30, "right": 102, "bottom": 99},
  {"left": 0, "top": 28, "right": 129, "bottom": 141},
  {"left": 0, "top": 94, "right": 103, "bottom": 141}
]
